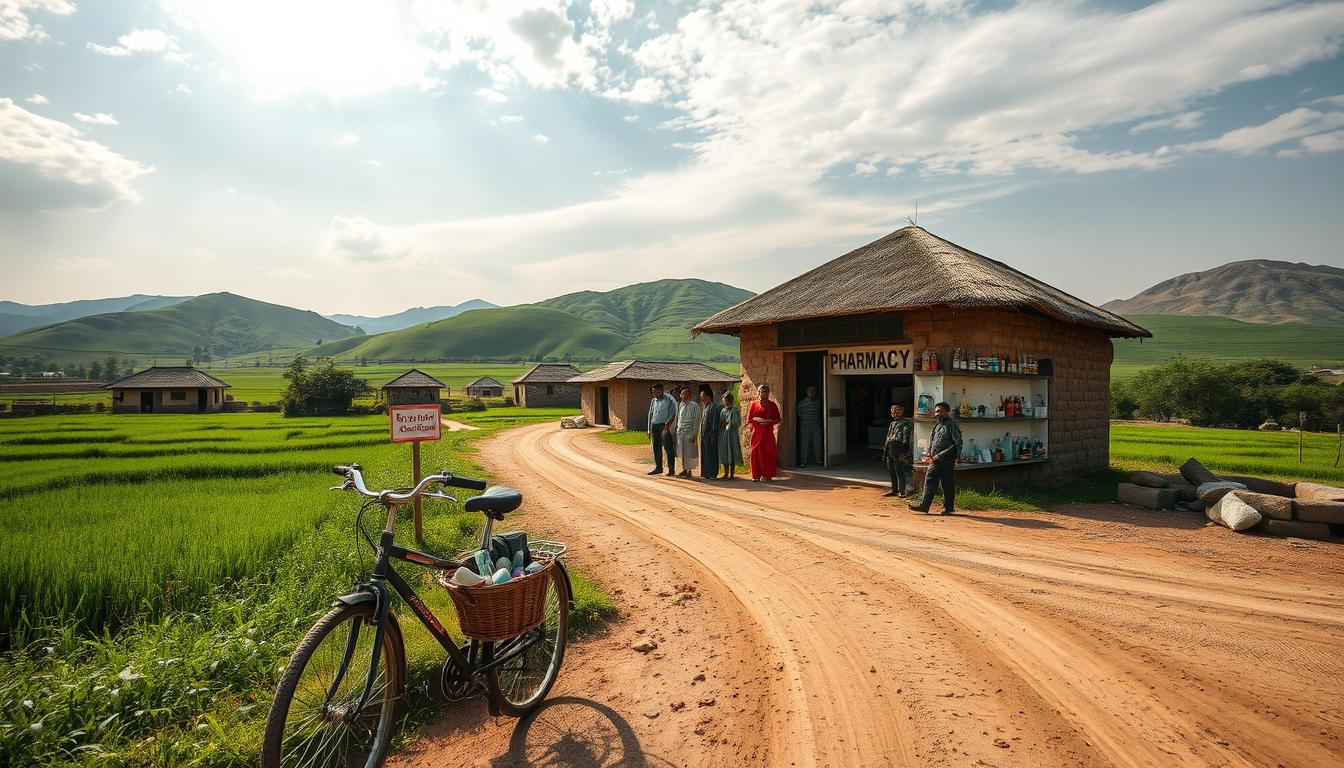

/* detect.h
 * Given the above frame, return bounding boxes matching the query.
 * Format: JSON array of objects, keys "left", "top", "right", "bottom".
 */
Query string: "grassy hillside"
[
  {"left": 1103, "top": 260, "right": 1344, "bottom": 326},
  {"left": 326, "top": 299, "right": 497, "bottom": 334},
  {"left": 0, "top": 294, "right": 191, "bottom": 337},
  {"left": 312, "top": 305, "right": 628, "bottom": 361},
  {"left": 0, "top": 293, "right": 360, "bottom": 365},
  {"left": 1111, "top": 314, "right": 1344, "bottom": 378}
]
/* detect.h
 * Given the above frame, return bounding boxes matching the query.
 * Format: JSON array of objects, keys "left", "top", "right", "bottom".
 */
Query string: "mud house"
[
  {"left": 571, "top": 360, "right": 741, "bottom": 430},
  {"left": 106, "top": 366, "right": 231, "bottom": 414},
  {"left": 380, "top": 369, "right": 446, "bottom": 405},
  {"left": 464, "top": 376, "right": 505, "bottom": 398},
  {"left": 512, "top": 363, "right": 582, "bottom": 407},
  {"left": 693, "top": 226, "right": 1150, "bottom": 486}
]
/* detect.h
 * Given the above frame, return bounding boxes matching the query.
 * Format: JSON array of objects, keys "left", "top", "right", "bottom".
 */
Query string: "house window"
[
  {"left": 546, "top": 384, "right": 555, "bottom": 395},
  {"left": 170, "top": 390, "right": 186, "bottom": 401},
  {"left": 777, "top": 311, "right": 906, "bottom": 347}
]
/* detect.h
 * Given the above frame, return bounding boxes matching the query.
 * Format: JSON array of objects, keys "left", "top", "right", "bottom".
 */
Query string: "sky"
[{"left": 1, "top": 0, "right": 1343, "bottom": 317}]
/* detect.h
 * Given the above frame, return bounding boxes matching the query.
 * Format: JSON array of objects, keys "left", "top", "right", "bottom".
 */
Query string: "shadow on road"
[
  {"left": 490, "top": 696, "right": 676, "bottom": 768},
  {"left": 954, "top": 512, "right": 1063, "bottom": 529}
]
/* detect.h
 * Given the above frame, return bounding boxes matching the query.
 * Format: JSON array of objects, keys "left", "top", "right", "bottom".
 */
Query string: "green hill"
[
  {"left": 1112, "top": 314, "right": 1344, "bottom": 378},
  {"left": 312, "top": 306, "right": 628, "bottom": 361},
  {"left": 0, "top": 294, "right": 191, "bottom": 337},
  {"left": 539, "top": 278, "right": 751, "bottom": 359},
  {"left": 0, "top": 293, "right": 360, "bottom": 365}
]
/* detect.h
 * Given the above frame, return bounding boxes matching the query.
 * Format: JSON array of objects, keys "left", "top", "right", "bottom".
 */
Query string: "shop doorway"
[
  {"left": 595, "top": 387, "right": 610, "bottom": 426},
  {"left": 793, "top": 351, "right": 825, "bottom": 464},
  {"left": 841, "top": 374, "right": 913, "bottom": 460},
  {"left": 140, "top": 391, "right": 154, "bottom": 413}
]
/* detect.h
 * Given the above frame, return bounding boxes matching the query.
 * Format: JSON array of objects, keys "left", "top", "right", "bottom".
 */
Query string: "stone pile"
[{"left": 1115, "top": 458, "right": 1343, "bottom": 541}]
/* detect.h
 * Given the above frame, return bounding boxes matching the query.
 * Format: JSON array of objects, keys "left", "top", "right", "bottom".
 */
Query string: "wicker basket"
[{"left": 438, "top": 553, "right": 555, "bottom": 641}]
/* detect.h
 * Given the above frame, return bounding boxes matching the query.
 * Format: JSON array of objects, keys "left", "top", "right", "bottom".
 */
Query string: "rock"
[
  {"left": 1197, "top": 481, "right": 1247, "bottom": 504},
  {"left": 1171, "top": 482, "right": 1198, "bottom": 502},
  {"left": 1263, "top": 519, "right": 1333, "bottom": 541},
  {"left": 1208, "top": 493, "right": 1263, "bottom": 531},
  {"left": 1294, "top": 482, "right": 1344, "bottom": 502},
  {"left": 670, "top": 701, "right": 687, "bottom": 712},
  {"left": 1180, "top": 458, "right": 1221, "bottom": 487},
  {"left": 1219, "top": 474, "right": 1297, "bottom": 498},
  {"left": 1293, "top": 499, "right": 1344, "bottom": 525},
  {"left": 1129, "top": 471, "right": 1170, "bottom": 489},
  {"left": 643, "top": 709, "right": 661, "bottom": 719},
  {"left": 1230, "top": 490, "right": 1293, "bottom": 521},
  {"left": 631, "top": 640, "right": 658, "bottom": 653},
  {"left": 1188, "top": 498, "right": 1206, "bottom": 513},
  {"left": 698, "top": 697, "right": 716, "bottom": 707},
  {"left": 1116, "top": 483, "right": 1179, "bottom": 510},
  {"left": 993, "top": 738, "right": 1010, "bottom": 748}
]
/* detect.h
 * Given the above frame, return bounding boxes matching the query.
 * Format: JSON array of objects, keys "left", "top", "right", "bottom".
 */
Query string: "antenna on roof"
[{"left": 904, "top": 198, "right": 919, "bottom": 226}]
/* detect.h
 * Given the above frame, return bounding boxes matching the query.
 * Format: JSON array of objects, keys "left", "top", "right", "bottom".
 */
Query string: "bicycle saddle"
[{"left": 464, "top": 486, "right": 523, "bottom": 514}]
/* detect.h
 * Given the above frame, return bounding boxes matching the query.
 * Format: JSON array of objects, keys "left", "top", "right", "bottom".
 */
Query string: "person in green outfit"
[{"left": 718, "top": 391, "right": 743, "bottom": 479}]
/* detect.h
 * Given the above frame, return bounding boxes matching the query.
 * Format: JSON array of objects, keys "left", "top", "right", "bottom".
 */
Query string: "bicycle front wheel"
[
  {"left": 487, "top": 563, "right": 570, "bottom": 716},
  {"left": 261, "top": 600, "right": 406, "bottom": 768}
]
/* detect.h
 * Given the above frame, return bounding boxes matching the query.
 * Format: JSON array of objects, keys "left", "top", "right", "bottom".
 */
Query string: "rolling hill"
[
  {"left": 0, "top": 294, "right": 191, "bottom": 337},
  {"left": 1111, "top": 314, "right": 1344, "bottom": 378},
  {"left": 0, "top": 293, "right": 361, "bottom": 365},
  {"left": 325, "top": 299, "right": 497, "bottom": 334},
  {"left": 1103, "top": 260, "right": 1344, "bottom": 326}
]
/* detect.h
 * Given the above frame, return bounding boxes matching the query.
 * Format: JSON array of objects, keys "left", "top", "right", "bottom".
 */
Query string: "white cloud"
[
  {"left": 25, "top": 93, "right": 47, "bottom": 105},
  {"left": 1184, "top": 107, "right": 1344, "bottom": 155},
  {"left": 88, "top": 27, "right": 188, "bottom": 61},
  {"left": 1277, "top": 128, "right": 1344, "bottom": 158},
  {"left": 622, "top": 114, "right": 639, "bottom": 122},
  {"left": 73, "top": 111, "right": 117, "bottom": 126},
  {"left": 589, "top": 0, "right": 633, "bottom": 27},
  {"left": 1130, "top": 111, "right": 1204, "bottom": 134},
  {"left": 361, "top": 159, "right": 384, "bottom": 168},
  {"left": 500, "top": 114, "right": 524, "bottom": 123},
  {"left": 0, "top": 0, "right": 73, "bottom": 42},
  {"left": 321, "top": 215, "right": 407, "bottom": 263},
  {"left": 171, "top": 83, "right": 195, "bottom": 95},
  {"left": 475, "top": 87, "right": 508, "bottom": 103},
  {"left": 532, "top": 132, "right": 550, "bottom": 143},
  {"left": 335, "top": 132, "right": 360, "bottom": 145},
  {"left": 0, "top": 98, "right": 152, "bottom": 211},
  {"left": 418, "top": 1, "right": 598, "bottom": 91}
]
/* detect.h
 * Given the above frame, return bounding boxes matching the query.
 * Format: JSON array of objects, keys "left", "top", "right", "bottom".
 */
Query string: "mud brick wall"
[
  {"left": 517, "top": 382, "right": 580, "bottom": 408},
  {"left": 736, "top": 308, "right": 1115, "bottom": 482}
]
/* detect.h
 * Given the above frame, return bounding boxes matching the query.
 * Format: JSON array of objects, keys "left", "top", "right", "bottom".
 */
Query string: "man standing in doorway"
[
  {"left": 796, "top": 385, "right": 823, "bottom": 467},
  {"left": 910, "top": 402, "right": 961, "bottom": 515},
  {"left": 882, "top": 403, "right": 912, "bottom": 497},
  {"left": 647, "top": 383, "right": 678, "bottom": 476}
]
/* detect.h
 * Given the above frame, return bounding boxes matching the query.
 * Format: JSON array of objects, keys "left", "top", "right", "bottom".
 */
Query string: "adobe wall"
[
  {"left": 518, "top": 382, "right": 581, "bottom": 408},
  {"left": 736, "top": 308, "right": 1114, "bottom": 482}
]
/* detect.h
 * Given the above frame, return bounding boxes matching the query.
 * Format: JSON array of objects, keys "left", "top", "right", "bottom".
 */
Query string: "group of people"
[
  {"left": 880, "top": 399, "right": 961, "bottom": 515},
  {"left": 646, "top": 382, "right": 782, "bottom": 482}
]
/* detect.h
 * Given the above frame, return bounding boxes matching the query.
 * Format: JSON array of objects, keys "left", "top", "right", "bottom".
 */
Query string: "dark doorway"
[
  {"left": 596, "top": 387, "right": 610, "bottom": 425},
  {"left": 793, "top": 351, "right": 825, "bottom": 464},
  {"left": 140, "top": 391, "right": 154, "bottom": 413},
  {"left": 197, "top": 389, "right": 208, "bottom": 412},
  {"left": 845, "top": 375, "right": 914, "bottom": 455}
]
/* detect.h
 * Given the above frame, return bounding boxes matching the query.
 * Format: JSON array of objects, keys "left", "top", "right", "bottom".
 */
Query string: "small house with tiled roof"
[
  {"left": 106, "top": 366, "right": 231, "bottom": 414},
  {"left": 512, "top": 363, "right": 582, "bottom": 407},
  {"left": 569, "top": 360, "right": 740, "bottom": 429},
  {"left": 380, "top": 369, "right": 447, "bottom": 405},
  {"left": 464, "top": 376, "right": 505, "bottom": 398}
]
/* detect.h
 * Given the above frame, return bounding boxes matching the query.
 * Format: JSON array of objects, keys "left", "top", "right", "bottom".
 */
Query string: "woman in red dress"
[{"left": 747, "top": 384, "right": 781, "bottom": 481}]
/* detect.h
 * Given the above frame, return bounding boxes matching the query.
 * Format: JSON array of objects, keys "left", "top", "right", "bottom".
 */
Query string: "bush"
[
  {"left": 280, "top": 355, "right": 373, "bottom": 416},
  {"left": 502, "top": 396, "right": 514, "bottom": 407},
  {"left": 460, "top": 397, "right": 487, "bottom": 412}
]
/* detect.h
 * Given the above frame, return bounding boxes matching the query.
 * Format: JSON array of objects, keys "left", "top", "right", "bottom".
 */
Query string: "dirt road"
[{"left": 392, "top": 423, "right": 1344, "bottom": 767}]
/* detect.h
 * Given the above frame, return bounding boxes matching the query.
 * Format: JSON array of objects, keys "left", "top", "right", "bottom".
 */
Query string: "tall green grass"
[{"left": 1110, "top": 422, "right": 1343, "bottom": 483}]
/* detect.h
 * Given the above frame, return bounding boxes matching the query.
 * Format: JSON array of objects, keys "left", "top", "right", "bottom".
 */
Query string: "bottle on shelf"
[
  {"left": 930, "top": 350, "right": 940, "bottom": 371},
  {"left": 958, "top": 387, "right": 970, "bottom": 418}
]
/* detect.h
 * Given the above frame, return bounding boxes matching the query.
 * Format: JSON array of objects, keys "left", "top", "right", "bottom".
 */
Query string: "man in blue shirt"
[{"left": 647, "top": 383, "right": 678, "bottom": 476}]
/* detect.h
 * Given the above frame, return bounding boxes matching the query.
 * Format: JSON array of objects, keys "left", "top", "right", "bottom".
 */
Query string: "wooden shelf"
[
  {"left": 913, "top": 370, "right": 1050, "bottom": 380},
  {"left": 914, "top": 415, "right": 1046, "bottom": 423},
  {"left": 914, "top": 457, "right": 1050, "bottom": 471}
]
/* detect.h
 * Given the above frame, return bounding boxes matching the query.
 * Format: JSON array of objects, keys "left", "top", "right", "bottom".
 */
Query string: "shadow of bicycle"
[{"left": 489, "top": 696, "right": 676, "bottom": 768}]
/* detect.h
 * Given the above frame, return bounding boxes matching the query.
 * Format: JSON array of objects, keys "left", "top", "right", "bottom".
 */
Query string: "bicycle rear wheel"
[
  {"left": 487, "top": 563, "right": 570, "bottom": 716},
  {"left": 261, "top": 601, "right": 405, "bottom": 768}
]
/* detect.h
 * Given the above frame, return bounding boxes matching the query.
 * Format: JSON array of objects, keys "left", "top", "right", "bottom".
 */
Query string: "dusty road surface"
[{"left": 391, "top": 423, "right": 1344, "bottom": 768}]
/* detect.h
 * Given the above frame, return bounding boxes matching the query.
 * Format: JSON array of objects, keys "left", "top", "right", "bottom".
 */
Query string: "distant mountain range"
[
  {"left": 0, "top": 294, "right": 190, "bottom": 337},
  {"left": 0, "top": 293, "right": 361, "bottom": 365},
  {"left": 325, "top": 299, "right": 497, "bottom": 334},
  {"left": 308, "top": 279, "right": 754, "bottom": 362},
  {"left": 1104, "top": 260, "right": 1344, "bottom": 326}
]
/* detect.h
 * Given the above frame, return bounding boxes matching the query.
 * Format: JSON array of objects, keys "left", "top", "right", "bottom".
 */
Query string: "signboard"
[
  {"left": 389, "top": 404, "right": 442, "bottom": 442},
  {"left": 826, "top": 345, "right": 913, "bottom": 375}
]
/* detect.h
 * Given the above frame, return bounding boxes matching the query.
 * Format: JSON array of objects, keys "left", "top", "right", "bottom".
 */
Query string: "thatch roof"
[
  {"left": 568, "top": 360, "right": 740, "bottom": 384},
  {"left": 106, "top": 366, "right": 230, "bottom": 389},
  {"left": 693, "top": 226, "right": 1150, "bottom": 338},
  {"left": 513, "top": 363, "right": 583, "bottom": 384},
  {"left": 380, "top": 368, "right": 445, "bottom": 389},
  {"left": 465, "top": 376, "right": 504, "bottom": 388}
]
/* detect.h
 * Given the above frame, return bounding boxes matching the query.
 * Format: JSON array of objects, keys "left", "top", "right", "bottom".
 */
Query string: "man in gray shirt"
[
  {"left": 910, "top": 401, "right": 961, "bottom": 515},
  {"left": 647, "top": 383, "right": 678, "bottom": 476},
  {"left": 796, "top": 385, "right": 822, "bottom": 467}
]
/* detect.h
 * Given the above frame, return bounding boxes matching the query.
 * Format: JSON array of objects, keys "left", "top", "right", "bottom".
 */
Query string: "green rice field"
[{"left": 1110, "top": 422, "right": 1343, "bottom": 484}]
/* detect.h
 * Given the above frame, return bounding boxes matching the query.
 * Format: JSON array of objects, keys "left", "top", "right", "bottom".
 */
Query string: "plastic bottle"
[{"left": 473, "top": 549, "right": 493, "bottom": 576}]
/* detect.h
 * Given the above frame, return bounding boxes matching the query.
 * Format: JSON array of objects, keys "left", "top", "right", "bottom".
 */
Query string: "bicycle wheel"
[
  {"left": 261, "top": 601, "right": 406, "bottom": 768},
  {"left": 487, "top": 563, "right": 570, "bottom": 716}
]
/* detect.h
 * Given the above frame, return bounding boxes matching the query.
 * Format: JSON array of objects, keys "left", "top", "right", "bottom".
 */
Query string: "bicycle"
[{"left": 261, "top": 464, "right": 572, "bottom": 768}]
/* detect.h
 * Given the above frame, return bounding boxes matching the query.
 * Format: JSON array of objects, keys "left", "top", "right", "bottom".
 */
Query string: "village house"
[
  {"left": 512, "top": 363, "right": 582, "bottom": 407},
  {"left": 693, "top": 226, "right": 1150, "bottom": 486},
  {"left": 106, "top": 366, "right": 231, "bottom": 414},
  {"left": 464, "top": 376, "right": 505, "bottom": 398},
  {"left": 380, "top": 369, "right": 447, "bottom": 405},
  {"left": 570, "top": 360, "right": 740, "bottom": 430}
]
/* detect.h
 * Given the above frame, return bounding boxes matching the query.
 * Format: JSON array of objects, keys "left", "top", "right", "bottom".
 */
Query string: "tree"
[
  {"left": 281, "top": 356, "right": 372, "bottom": 416},
  {"left": 102, "top": 356, "right": 120, "bottom": 382},
  {"left": 89, "top": 360, "right": 103, "bottom": 381}
]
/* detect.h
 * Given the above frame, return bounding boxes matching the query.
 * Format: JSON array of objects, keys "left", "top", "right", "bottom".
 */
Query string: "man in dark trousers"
[
  {"left": 647, "top": 382, "right": 678, "bottom": 476},
  {"left": 882, "top": 403, "right": 912, "bottom": 497},
  {"left": 910, "top": 401, "right": 961, "bottom": 515}
]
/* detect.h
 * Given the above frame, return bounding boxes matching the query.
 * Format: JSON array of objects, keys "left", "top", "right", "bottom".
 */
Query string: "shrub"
[{"left": 460, "top": 397, "right": 487, "bottom": 412}]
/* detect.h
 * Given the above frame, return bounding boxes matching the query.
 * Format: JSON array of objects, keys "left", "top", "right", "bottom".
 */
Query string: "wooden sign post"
[{"left": 389, "top": 403, "right": 442, "bottom": 543}]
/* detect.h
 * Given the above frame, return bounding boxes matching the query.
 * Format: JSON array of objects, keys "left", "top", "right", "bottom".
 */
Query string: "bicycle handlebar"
[{"left": 331, "top": 465, "right": 487, "bottom": 504}]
